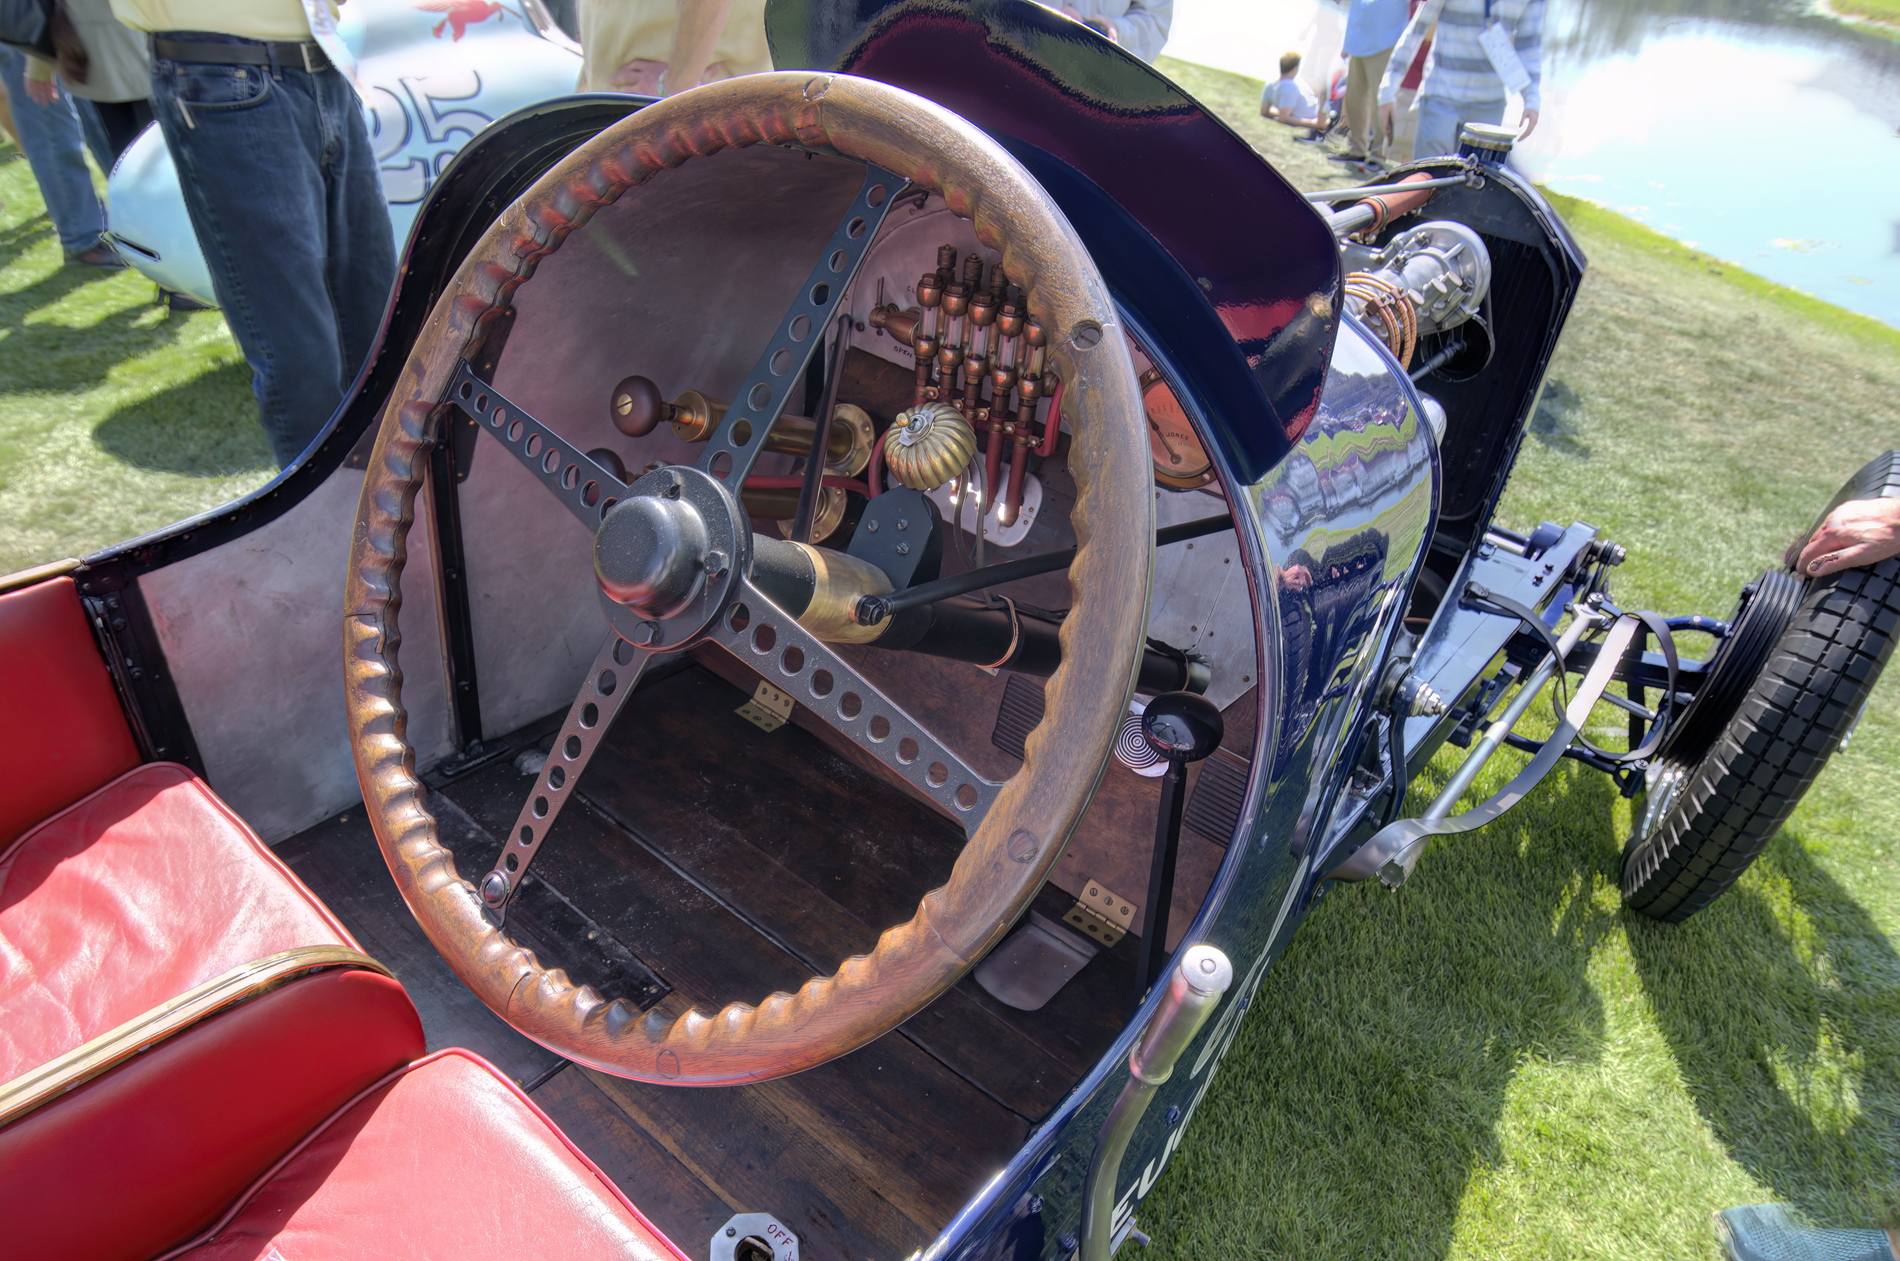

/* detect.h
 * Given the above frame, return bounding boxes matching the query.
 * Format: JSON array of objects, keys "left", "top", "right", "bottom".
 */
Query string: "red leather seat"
[
  {"left": 0, "top": 761, "right": 356, "bottom": 1080},
  {"left": 159, "top": 1049, "right": 690, "bottom": 1261}
]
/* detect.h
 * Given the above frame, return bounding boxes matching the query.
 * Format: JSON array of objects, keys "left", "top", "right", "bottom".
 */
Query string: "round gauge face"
[{"left": 1141, "top": 369, "right": 1214, "bottom": 488}]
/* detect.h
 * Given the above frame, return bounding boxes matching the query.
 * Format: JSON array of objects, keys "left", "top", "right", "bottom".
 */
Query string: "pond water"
[{"left": 1163, "top": 0, "right": 1900, "bottom": 327}]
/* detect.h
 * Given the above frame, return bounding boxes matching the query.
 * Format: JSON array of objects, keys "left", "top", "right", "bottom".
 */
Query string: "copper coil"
[{"left": 1345, "top": 272, "right": 1417, "bottom": 368}]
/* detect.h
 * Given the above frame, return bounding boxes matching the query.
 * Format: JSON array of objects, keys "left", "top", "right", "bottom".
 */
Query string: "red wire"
[
  {"left": 1037, "top": 375, "right": 1064, "bottom": 457},
  {"left": 867, "top": 427, "right": 892, "bottom": 497},
  {"left": 744, "top": 474, "right": 873, "bottom": 499}
]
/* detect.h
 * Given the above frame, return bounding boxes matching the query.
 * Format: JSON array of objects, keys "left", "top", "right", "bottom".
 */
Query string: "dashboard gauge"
[{"left": 1140, "top": 367, "right": 1215, "bottom": 489}]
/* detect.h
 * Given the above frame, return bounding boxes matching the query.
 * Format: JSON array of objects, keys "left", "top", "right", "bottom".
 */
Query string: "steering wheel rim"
[{"left": 344, "top": 72, "right": 1153, "bottom": 1085}]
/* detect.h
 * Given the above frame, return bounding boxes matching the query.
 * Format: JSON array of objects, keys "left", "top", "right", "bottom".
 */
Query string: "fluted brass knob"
[{"left": 885, "top": 402, "right": 977, "bottom": 492}]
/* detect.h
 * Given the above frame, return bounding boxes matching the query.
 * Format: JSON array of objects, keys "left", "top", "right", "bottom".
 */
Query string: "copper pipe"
[
  {"left": 983, "top": 421, "right": 1006, "bottom": 515},
  {"left": 1000, "top": 436, "right": 1031, "bottom": 527}
]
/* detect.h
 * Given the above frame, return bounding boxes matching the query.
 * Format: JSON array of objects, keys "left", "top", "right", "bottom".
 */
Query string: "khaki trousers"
[{"left": 1345, "top": 47, "right": 1394, "bottom": 159}]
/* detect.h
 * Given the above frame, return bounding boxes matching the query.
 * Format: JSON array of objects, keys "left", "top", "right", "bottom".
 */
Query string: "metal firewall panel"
[
  {"left": 469, "top": 146, "right": 872, "bottom": 740},
  {"left": 141, "top": 469, "right": 454, "bottom": 842}
]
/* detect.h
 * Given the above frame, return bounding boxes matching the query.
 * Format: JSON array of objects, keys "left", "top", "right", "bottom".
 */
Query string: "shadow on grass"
[
  {"left": 1629, "top": 829, "right": 1900, "bottom": 1229},
  {"left": 0, "top": 234, "right": 201, "bottom": 395},
  {"left": 1530, "top": 378, "right": 1591, "bottom": 457},
  {"left": 91, "top": 360, "right": 271, "bottom": 476},
  {"left": 1146, "top": 763, "right": 1625, "bottom": 1259},
  {"left": 0, "top": 213, "right": 54, "bottom": 274}
]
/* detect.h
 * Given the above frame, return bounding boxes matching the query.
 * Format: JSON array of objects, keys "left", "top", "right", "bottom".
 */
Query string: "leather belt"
[{"left": 153, "top": 36, "right": 332, "bottom": 74}]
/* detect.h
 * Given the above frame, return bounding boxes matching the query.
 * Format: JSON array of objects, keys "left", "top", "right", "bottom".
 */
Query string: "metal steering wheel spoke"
[
  {"left": 448, "top": 362, "right": 625, "bottom": 531},
  {"left": 693, "top": 164, "right": 905, "bottom": 489},
  {"left": 480, "top": 633, "right": 652, "bottom": 913},
  {"left": 712, "top": 577, "right": 1000, "bottom": 831}
]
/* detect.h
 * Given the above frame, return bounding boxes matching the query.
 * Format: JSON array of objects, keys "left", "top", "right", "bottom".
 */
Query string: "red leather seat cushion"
[
  {"left": 0, "top": 762, "right": 356, "bottom": 1080},
  {"left": 165, "top": 1049, "right": 693, "bottom": 1261},
  {"left": 0, "top": 968, "right": 425, "bottom": 1261},
  {"left": 0, "top": 577, "right": 140, "bottom": 847}
]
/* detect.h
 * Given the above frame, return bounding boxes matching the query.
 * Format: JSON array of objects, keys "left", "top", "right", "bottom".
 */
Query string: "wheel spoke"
[
  {"left": 479, "top": 633, "right": 652, "bottom": 911},
  {"left": 693, "top": 164, "right": 905, "bottom": 489},
  {"left": 447, "top": 362, "right": 625, "bottom": 531},
  {"left": 710, "top": 577, "right": 1000, "bottom": 831}
]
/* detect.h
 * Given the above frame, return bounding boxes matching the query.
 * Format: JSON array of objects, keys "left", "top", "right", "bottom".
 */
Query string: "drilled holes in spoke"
[{"left": 727, "top": 599, "right": 989, "bottom": 821}]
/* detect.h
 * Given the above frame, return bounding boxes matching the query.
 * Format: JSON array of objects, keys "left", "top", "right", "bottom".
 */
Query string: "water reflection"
[{"left": 1166, "top": 0, "right": 1900, "bottom": 327}]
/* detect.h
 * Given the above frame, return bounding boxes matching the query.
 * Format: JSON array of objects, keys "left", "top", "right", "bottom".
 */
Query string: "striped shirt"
[{"left": 1377, "top": 0, "right": 1544, "bottom": 111}]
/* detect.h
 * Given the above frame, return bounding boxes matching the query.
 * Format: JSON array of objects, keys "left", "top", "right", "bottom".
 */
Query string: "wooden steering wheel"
[{"left": 344, "top": 72, "right": 1152, "bottom": 1085}]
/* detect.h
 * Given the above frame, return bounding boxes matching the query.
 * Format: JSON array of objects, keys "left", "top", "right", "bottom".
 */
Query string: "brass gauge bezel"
[{"left": 1139, "top": 366, "right": 1215, "bottom": 489}]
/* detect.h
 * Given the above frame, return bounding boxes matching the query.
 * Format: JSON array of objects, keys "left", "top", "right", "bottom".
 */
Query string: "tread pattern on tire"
[{"left": 1622, "top": 555, "right": 1900, "bottom": 922}]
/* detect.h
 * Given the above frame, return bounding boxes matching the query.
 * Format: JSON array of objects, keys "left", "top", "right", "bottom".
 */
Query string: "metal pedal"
[
  {"left": 991, "top": 673, "right": 1045, "bottom": 761},
  {"left": 1183, "top": 749, "right": 1249, "bottom": 846}
]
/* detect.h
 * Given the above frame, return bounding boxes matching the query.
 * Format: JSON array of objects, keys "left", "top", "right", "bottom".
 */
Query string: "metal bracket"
[{"left": 1063, "top": 880, "right": 1135, "bottom": 949}]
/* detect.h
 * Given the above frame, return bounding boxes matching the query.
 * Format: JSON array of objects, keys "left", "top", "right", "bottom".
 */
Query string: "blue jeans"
[
  {"left": 1413, "top": 95, "right": 1506, "bottom": 159},
  {"left": 149, "top": 34, "right": 397, "bottom": 468},
  {"left": 0, "top": 47, "right": 109, "bottom": 255}
]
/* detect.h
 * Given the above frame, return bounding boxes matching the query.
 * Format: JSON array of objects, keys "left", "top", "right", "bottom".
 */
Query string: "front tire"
[{"left": 1622, "top": 457, "right": 1900, "bottom": 923}]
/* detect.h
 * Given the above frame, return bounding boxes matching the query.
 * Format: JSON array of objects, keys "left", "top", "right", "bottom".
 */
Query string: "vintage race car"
[
  {"left": 4, "top": 1, "right": 1896, "bottom": 1258},
  {"left": 103, "top": 0, "right": 582, "bottom": 305}
]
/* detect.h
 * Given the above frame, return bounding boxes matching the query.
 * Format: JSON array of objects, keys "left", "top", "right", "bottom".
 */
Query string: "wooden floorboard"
[
  {"left": 451, "top": 750, "right": 1028, "bottom": 1257},
  {"left": 273, "top": 807, "right": 564, "bottom": 1087},
  {"left": 528, "top": 1065, "right": 735, "bottom": 1252}
]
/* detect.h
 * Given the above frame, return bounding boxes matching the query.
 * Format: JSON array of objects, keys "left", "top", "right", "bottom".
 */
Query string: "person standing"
[
  {"left": 1377, "top": 0, "right": 1542, "bottom": 160},
  {"left": 1338, "top": 0, "right": 1408, "bottom": 167},
  {"left": 106, "top": 0, "right": 397, "bottom": 469},
  {"left": 0, "top": 43, "right": 119, "bottom": 266},
  {"left": 1386, "top": 0, "right": 1432, "bottom": 163},
  {"left": 24, "top": 0, "right": 151, "bottom": 161}
]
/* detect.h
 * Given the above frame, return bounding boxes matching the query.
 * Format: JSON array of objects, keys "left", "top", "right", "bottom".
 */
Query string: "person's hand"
[
  {"left": 24, "top": 76, "right": 58, "bottom": 106},
  {"left": 609, "top": 59, "right": 667, "bottom": 96},
  {"left": 1379, "top": 101, "right": 1395, "bottom": 132},
  {"left": 1795, "top": 497, "right": 1900, "bottom": 576},
  {"left": 1518, "top": 107, "right": 1539, "bottom": 139},
  {"left": 1281, "top": 564, "right": 1313, "bottom": 592}
]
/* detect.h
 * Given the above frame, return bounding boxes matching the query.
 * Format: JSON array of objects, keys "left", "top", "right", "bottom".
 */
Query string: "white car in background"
[{"left": 106, "top": 0, "right": 584, "bottom": 306}]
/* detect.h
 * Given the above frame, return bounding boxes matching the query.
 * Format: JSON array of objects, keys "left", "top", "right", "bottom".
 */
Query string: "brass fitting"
[
  {"left": 788, "top": 542, "right": 892, "bottom": 643},
  {"left": 886, "top": 401, "right": 978, "bottom": 492}
]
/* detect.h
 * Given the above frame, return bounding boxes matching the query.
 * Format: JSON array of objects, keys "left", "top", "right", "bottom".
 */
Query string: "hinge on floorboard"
[
  {"left": 1063, "top": 880, "right": 1135, "bottom": 949},
  {"left": 736, "top": 680, "right": 795, "bottom": 732}
]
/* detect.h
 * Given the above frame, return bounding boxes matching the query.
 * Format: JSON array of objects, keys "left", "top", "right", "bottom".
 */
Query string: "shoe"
[
  {"left": 65, "top": 241, "right": 126, "bottom": 269},
  {"left": 1293, "top": 133, "right": 1323, "bottom": 144},
  {"left": 1330, "top": 151, "right": 1369, "bottom": 164},
  {"left": 1715, "top": 1205, "right": 1897, "bottom": 1261},
  {"left": 1363, "top": 156, "right": 1389, "bottom": 171}
]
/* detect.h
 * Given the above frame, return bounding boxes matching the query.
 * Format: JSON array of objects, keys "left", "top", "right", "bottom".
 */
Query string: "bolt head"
[
  {"left": 633, "top": 621, "right": 662, "bottom": 646},
  {"left": 480, "top": 872, "right": 509, "bottom": 904},
  {"left": 895, "top": 541, "right": 910, "bottom": 555},
  {"left": 896, "top": 518, "right": 909, "bottom": 530},
  {"left": 707, "top": 549, "right": 728, "bottom": 577},
  {"left": 866, "top": 519, "right": 879, "bottom": 533}
]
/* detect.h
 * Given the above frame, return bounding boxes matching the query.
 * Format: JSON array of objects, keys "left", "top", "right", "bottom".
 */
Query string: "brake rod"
[{"left": 851, "top": 512, "right": 1234, "bottom": 625}]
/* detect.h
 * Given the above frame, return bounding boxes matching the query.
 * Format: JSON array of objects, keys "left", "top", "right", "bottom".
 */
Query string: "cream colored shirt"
[
  {"left": 107, "top": 0, "right": 334, "bottom": 42},
  {"left": 577, "top": 0, "right": 771, "bottom": 93}
]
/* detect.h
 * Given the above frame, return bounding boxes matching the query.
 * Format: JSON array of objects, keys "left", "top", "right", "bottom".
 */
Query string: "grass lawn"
[
  {"left": 2, "top": 61, "right": 1897, "bottom": 1261},
  {"left": 1141, "top": 58, "right": 1900, "bottom": 1260},
  {"left": 0, "top": 142, "right": 272, "bottom": 575}
]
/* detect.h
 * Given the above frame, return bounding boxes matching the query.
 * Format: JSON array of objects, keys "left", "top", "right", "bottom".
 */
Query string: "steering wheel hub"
[
  {"left": 595, "top": 474, "right": 713, "bottom": 618},
  {"left": 593, "top": 465, "right": 746, "bottom": 646}
]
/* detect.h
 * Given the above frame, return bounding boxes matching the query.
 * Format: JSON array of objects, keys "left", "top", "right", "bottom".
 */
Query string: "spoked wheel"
[
  {"left": 1623, "top": 453, "right": 1900, "bottom": 922},
  {"left": 343, "top": 74, "right": 1153, "bottom": 1084}
]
